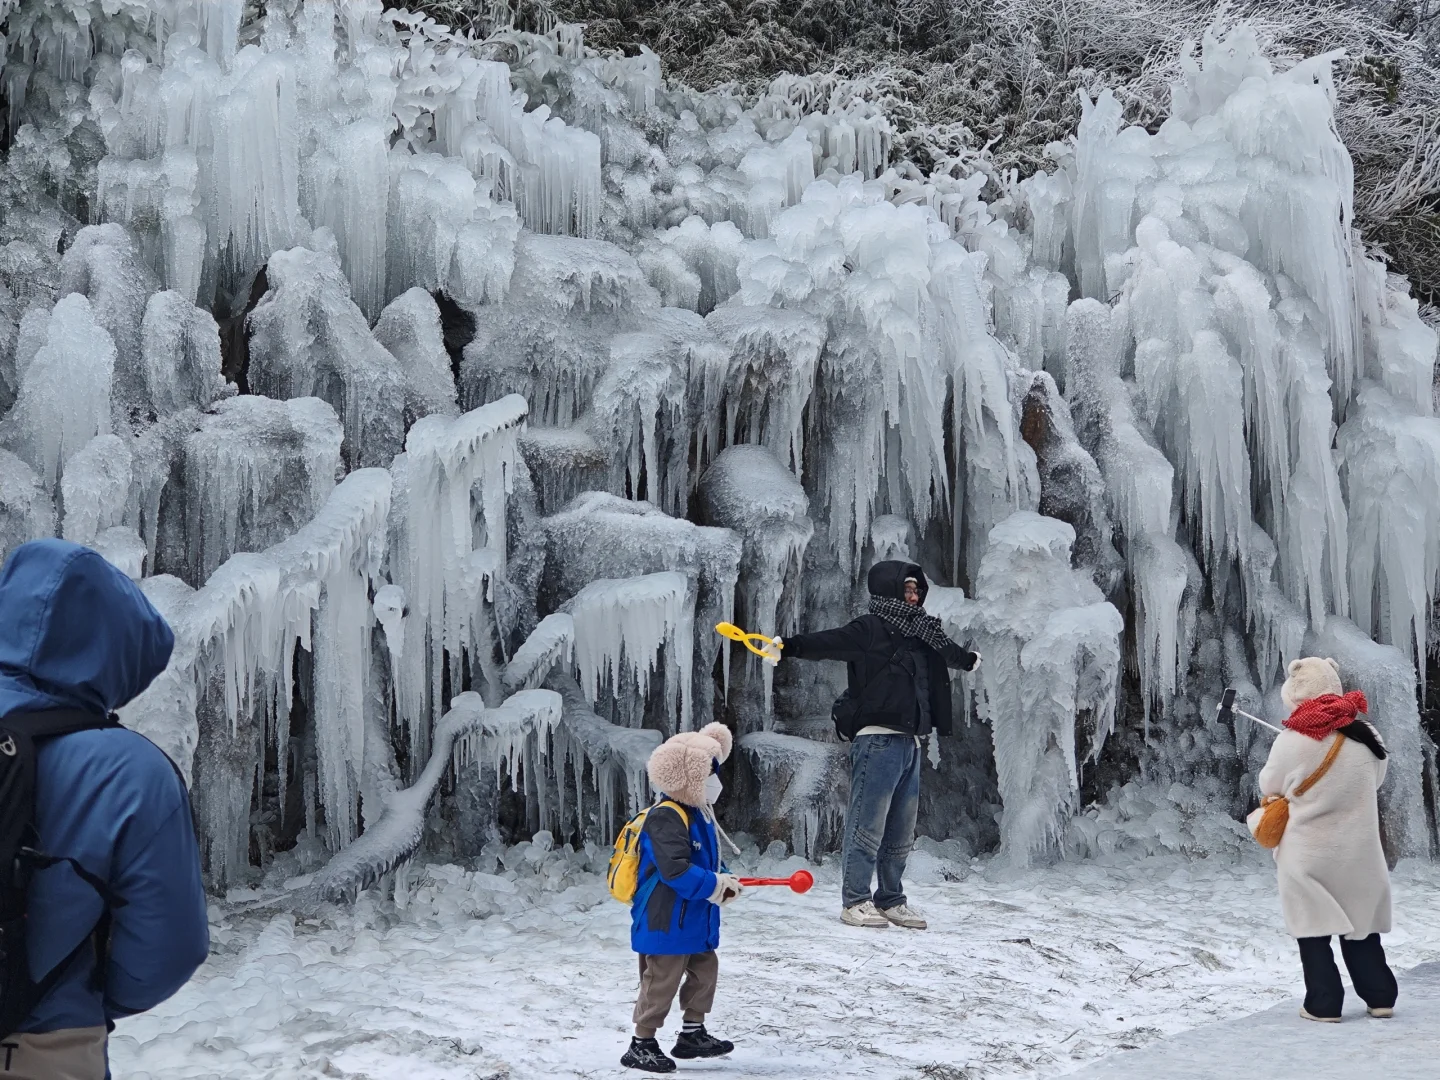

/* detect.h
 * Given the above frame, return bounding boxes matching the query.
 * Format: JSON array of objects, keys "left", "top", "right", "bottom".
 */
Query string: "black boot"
[
  {"left": 671, "top": 1025, "right": 734, "bottom": 1059},
  {"left": 621, "top": 1037, "right": 677, "bottom": 1073}
]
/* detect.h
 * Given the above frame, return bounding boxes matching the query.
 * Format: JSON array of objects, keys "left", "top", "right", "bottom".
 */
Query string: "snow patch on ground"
[{"left": 109, "top": 843, "right": 1440, "bottom": 1079}]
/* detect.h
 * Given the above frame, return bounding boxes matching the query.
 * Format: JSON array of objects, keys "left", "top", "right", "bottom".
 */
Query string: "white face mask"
[{"left": 703, "top": 772, "right": 723, "bottom": 806}]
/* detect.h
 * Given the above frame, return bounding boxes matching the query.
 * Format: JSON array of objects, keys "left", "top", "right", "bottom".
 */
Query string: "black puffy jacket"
[{"left": 783, "top": 561, "right": 977, "bottom": 737}]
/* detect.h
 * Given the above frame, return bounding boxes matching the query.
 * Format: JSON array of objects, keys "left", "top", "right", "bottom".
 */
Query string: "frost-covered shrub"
[{"left": 481, "top": 0, "right": 1440, "bottom": 308}]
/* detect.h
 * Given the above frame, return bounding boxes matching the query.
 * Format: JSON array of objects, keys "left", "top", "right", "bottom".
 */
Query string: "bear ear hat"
[
  {"left": 1288, "top": 658, "right": 1303, "bottom": 675},
  {"left": 1325, "top": 657, "right": 1340, "bottom": 673},
  {"left": 696, "top": 722, "right": 733, "bottom": 763}
]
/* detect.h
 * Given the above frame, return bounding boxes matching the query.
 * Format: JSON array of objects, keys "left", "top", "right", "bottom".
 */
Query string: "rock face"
[
  {"left": 734, "top": 732, "right": 849, "bottom": 860},
  {"left": 916, "top": 724, "right": 1004, "bottom": 856},
  {"left": 1020, "top": 370, "right": 1124, "bottom": 602}
]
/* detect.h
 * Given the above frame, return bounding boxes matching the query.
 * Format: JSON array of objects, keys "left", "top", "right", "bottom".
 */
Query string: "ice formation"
[
  {"left": 3, "top": 4, "right": 1437, "bottom": 893},
  {"left": 935, "top": 513, "right": 1124, "bottom": 865},
  {"left": 245, "top": 245, "right": 408, "bottom": 468},
  {"left": 546, "top": 673, "right": 663, "bottom": 844},
  {"left": 697, "top": 445, "right": 813, "bottom": 713},
  {"left": 314, "top": 688, "right": 562, "bottom": 901},
  {"left": 563, "top": 571, "right": 694, "bottom": 731},
  {"left": 737, "top": 731, "right": 848, "bottom": 859}
]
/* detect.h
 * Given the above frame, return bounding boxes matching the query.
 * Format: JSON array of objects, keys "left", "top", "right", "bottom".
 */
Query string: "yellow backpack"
[{"left": 608, "top": 800, "right": 690, "bottom": 903}]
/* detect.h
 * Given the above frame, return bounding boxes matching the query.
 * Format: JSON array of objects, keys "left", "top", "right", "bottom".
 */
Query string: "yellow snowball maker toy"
[{"left": 714, "top": 622, "right": 782, "bottom": 660}]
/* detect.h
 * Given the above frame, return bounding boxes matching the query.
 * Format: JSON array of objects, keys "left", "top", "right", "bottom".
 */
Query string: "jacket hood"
[
  {"left": 0, "top": 539, "right": 175, "bottom": 718},
  {"left": 867, "top": 560, "right": 927, "bottom": 602}
]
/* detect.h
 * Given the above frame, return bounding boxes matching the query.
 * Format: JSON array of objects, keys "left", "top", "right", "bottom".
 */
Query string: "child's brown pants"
[{"left": 632, "top": 951, "right": 719, "bottom": 1037}]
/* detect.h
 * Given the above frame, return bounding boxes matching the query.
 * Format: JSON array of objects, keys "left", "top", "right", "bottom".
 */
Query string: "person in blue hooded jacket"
[
  {"left": 622, "top": 723, "right": 743, "bottom": 1074},
  {"left": 0, "top": 539, "right": 209, "bottom": 1079}
]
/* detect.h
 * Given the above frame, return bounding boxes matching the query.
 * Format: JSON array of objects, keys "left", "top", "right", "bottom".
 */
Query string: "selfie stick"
[{"left": 1217, "top": 687, "right": 1283, "bottom": 734}]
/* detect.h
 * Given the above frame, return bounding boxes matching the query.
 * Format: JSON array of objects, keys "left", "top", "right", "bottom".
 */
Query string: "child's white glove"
[
  {"left": 709, "top": 873, "right": 744, "bottom": 905},
  {"left": 760, "top": 637, "right": 783, "bottom": 667}
]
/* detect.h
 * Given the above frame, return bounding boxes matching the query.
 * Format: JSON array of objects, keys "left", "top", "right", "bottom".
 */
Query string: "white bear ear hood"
[{"left": 1281, "top": 656, "right": 1343, "bottom": 712}]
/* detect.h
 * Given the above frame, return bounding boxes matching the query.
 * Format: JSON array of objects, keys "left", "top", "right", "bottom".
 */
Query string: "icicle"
[
  {"left": 209, "top": 48, "right": 301, "bottom": 274},
  {"left": 307, "top": 118, "right": 390, "bottom": 319},
  {"left": 393, "top": 396, "right": 527, "bottom": 762},
  {"left": 373, "top": 583, "right": 406, "bottom": 661},
  {"left": 1337, "top": 384, "right": 1440, "bottom": 676},
  {"left": 504, "top": 613, "right": 576, "bottom": 692},
  {"left": 563, "top": 571, "right": 695, "bottom": 732},
  {"left": 697, "top": 446, "right": 812, "bottom": 720},
  {"left": 182, "top": 395, "right": 343, "bottom": 584},
  {"left": 960, "top": 513, "right": 1124, "bottom": 866}
]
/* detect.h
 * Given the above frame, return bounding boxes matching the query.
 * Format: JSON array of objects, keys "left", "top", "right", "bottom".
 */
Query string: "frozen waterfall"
[{"left": 2, "top": 4, "right": 1436, "bottom": 892}]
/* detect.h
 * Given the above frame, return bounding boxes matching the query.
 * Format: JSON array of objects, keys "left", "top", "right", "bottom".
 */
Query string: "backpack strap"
[
  {"left": 632, "top": 801, "right": 693, "bottom": 919},
  {"left": 1294, "top": 733, "right": 1347, "bottom": 798},
  {"left": 0, "top": 708, "right": 127, "bottom": 1036},
  {"left": 16, "top": 849, "right": 126, "bottom": 909},
  {"left": 0, "top": 709, "right": 121, "bottom": 742}
]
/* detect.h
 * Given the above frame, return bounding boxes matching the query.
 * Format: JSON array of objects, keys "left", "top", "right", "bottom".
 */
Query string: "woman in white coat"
[{"left": 1258, "top": 656, "right": 1397, "bottom": 1023}]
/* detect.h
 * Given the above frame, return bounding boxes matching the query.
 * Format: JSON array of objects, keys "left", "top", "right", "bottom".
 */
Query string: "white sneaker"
[
  {"left": 880, "top": 903, "right": 927, "bottom": 930},
  {"left": 1299, "top": 1008, "right": 1340, "bottom": 1024},
  {"left": 840, "top": 901, "right": 889, "bottom": 928},
  {"left": 1367, "top": 1007, "right": 1394, "bottom": 1018}
]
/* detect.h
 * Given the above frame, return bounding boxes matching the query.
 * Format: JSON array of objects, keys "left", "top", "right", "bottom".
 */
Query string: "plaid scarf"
[{"left": 868, "top": 595, "right": 958, "bottom": 653}]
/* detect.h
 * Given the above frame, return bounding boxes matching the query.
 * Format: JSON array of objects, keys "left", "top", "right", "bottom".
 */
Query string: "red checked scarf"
[{"left": 1285, "top": 691, "right": 1369, "bottom": 740}]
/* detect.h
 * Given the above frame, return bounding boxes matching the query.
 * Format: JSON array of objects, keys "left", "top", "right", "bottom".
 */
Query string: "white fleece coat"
[{"left": 1258, "top": 729, "right": 1390, "bottom": 939}]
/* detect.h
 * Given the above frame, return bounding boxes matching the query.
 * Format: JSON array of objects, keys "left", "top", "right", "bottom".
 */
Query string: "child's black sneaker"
[
  {"left": 671, "top": 1025, "right": 734, "bottom": 1059},
  {"left": 622, "top": 1037, "right": 677, "bottom": 1073}
]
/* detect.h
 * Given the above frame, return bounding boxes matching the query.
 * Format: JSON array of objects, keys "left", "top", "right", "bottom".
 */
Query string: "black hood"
[{"left": 867, "top": 560, "right": 927, "bottom": 602}]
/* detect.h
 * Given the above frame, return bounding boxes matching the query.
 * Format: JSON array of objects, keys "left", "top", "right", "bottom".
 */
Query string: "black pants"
[{"left": 1297, "top": 934, "right": 1398, "bottom": 1018}]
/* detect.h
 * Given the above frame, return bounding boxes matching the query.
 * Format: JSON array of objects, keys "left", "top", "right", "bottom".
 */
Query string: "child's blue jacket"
[{"left": 629, "top": 802, "right": 724, "bottom": 955}]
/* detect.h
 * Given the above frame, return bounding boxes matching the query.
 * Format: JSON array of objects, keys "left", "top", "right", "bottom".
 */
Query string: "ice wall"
[
  {"left": 1038, "top": 24, "right": 1439, "bottom": 852},
  {"left": 3, "top": 4, "right": 1436, "bottom": 889},
  {"left": 389, "top": 395, "right": 527, "bottom": 766}
]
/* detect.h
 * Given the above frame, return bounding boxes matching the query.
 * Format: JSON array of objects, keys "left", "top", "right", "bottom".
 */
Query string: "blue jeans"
[{"left": 842, "top": 733, "right": 920, "bottom": 909}]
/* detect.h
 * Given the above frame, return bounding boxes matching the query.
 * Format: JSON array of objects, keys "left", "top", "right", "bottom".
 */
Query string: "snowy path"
[
  {"left": 109, "top": 848, "right": 1440, "bottom": 1079},
  {"left": 1067, "top": 961, "right": 1440, "bottom": 1079}
]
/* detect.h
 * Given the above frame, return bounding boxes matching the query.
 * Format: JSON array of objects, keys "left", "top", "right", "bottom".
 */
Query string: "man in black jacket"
[{"left": 772, "top": 560, "right": 979, "bottom": 929}]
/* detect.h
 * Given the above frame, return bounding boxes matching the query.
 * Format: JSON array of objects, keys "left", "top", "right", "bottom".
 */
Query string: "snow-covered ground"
[{"left": 109, "top": 840, "right": 1440, "bottom": 1079}]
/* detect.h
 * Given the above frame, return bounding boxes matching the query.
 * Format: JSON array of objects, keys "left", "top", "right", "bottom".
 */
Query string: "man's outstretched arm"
[
  {"left": 781, "top": 618, "right": 874, "bottom": 663},
  {"left": 938, "top": 640, "right": 980, "bottom": 671}
]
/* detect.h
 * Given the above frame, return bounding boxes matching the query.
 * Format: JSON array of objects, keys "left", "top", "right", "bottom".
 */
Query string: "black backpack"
[{"left": 0, "top": 710, "right": 129, "bottom": 1040}]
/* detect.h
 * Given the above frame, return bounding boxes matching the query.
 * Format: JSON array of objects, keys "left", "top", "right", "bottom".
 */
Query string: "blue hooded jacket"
[
  {"left": 0, "top": 540, "right": 209, "bottom": 1037},
  {"left": 630, "top": 803, "right": 723, "bottom": 956}
]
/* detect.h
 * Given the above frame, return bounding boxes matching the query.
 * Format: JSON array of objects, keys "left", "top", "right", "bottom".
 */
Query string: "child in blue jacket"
[{"left": 623, "top": 722, "right": 744, "bottom": 1073}]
